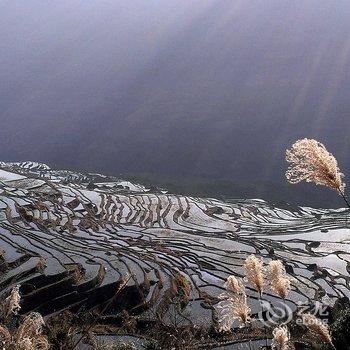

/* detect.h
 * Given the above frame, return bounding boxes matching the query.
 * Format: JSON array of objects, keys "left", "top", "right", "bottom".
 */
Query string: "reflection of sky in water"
[
  {"left": 0, "top": 162, "right": 349, "bottom": 347},
  {"left": 1, "top": 1, "right": 350, "bottom": 206}
]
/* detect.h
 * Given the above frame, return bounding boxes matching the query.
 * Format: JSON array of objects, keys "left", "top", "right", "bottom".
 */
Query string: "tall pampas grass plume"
[
  {"left": 217, "top": 275, "right": 251, "bottom": 332},
  {"left": 244, "top": 255, "right": 264, "bottom": 296},
  {"left": 217, "top": 292, "right": 251, "bottom": 331},
  {"left": 231, "top": 293, "right": 251, "bottom": 327},
  {"left": 224, "top": 275, "right": 245, "bottom": 294},
  {"left": 302, "top": 313, "right": 335, "bottom": 349},
  {"left": 272, "top": 325, "right": 290, "bottom": 350},
  {"left": 268, "top": 260, "right": 291, "bottom": 299},
  {"left": 285, "top": 138, "right": 349, "bottom": 207}
]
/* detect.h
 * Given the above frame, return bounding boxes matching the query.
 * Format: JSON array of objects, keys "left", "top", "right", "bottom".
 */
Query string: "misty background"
[{"left": 1, "top": 0, "right": 350, "bottom": 207}]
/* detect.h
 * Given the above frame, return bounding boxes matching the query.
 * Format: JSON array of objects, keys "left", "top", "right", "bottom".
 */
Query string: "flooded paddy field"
[{"left": 0, "top": 161, "right": 349, "bottom": 349}]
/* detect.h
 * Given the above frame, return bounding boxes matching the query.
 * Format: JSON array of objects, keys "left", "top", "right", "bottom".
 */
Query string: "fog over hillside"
[{"left": 1, "top": 0, "right": 350, "bottom": 207}]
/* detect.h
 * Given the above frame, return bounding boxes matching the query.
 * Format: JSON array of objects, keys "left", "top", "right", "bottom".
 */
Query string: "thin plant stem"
[
  {"left": 339, "top": 190, "right": 350, "bottom": 229},
  {"left": 245, "top": 320, "right": 253, "bottom": 350},
  {"left": 259, "top": 294, "right": 268, "bottom": 349},
  {"left": 339, "top": 190, "right": 350, "bottom": 209}
]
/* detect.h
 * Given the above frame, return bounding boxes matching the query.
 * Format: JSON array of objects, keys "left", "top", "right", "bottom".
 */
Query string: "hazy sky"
[{"left": 1, "top": 0, "right": 350, "bottom": 205}]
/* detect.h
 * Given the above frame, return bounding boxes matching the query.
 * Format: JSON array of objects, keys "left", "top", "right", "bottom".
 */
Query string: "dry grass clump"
[
  {"left": 268, "top": 260, "right": 291, "bottom": 299},
  {"left": 301, "top": 313, "right": 334, "bottom": 348},
  {"left": 0, "top": 312, "right": 49, "bottom": 350},
  {"left": 45, "top": 311, "right": 77, "bottom": 349},
  {"left": 0, "top": 286, "right": 49, "bottom": 349},
  {"left": 285, "top": 138, "right": 346, "bottom": 196},
  {"left": 272, "top": 325, "right": 290, "bottom": 350},
  {"left": 243, "top": 255, "right": 264, "bottom": 296}
]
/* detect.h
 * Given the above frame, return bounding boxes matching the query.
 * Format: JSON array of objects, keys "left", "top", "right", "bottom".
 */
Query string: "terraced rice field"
[{"left": 0, "top": 161, "right": 349, "bottom": 344}]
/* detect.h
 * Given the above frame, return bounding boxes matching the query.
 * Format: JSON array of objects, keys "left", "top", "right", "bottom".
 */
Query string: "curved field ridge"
[{"left": 0, "top": 161, "right": 349, "bottom": 321}]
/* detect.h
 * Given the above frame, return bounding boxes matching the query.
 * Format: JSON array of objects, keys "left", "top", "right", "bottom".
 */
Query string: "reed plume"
[
  {"left": 217, "top": 276, "right": 250, "bottom": 332},
  {"left": 272, "top": 325, "right": 290, "bottom": 350},
  {"left": 244, "top": 255, "right": 264, "bottom": 296},
  {"left": 302, "top": 313, "right": 334, "bottom": 348},
  {"left": 285, "top": 139, "right": 348, "bottom": 206},
  {"left": 15, "top": 335, "right": 49, "bottom": 350},
  {"left": 224, "top": 275, "right": 245, "bottom": 294},
  {"left": 269, "top": 260, "right": 284, "bottom": 279},
  {"left": 217, "top": 291, "right": 251, "bottom": 331},
  {"left": 272, "top": 278, "right": 290, "bottom": 300},
  {"left": 231, "top": 293, "right": 251, "bottom": 326},
  {"left": 268, "top": 260, "right": 291, "bottom": 299}
]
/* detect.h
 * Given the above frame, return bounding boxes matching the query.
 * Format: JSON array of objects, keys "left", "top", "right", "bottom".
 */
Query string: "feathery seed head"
[
  {"left": 224, "top": 275, "right": 244, "bottom": 294},
  {"left": 286, "top": 138, "right": 345, "bottom": 194},
  {"left": 36, "top": 257, "right": 47, "bottom": 272},
  {"left": 269, "top": 260, "right": 291, "bottom": 299},
  {"left": 216, "top": 296, "right": 235, "bottom": 332},
  {"left": 272, "top": 325, "right": 290, "bottom": 350},
  {"left": 34, "top": 335, "right": 50, "bottom": 350},
  {"left": 232, "top": 293, "right": 251, "bottom": 327},
  {"left": 244, "top": 255, "right": 264, "bottom": 295},
  {"left": 216, "top": 290, "right": 251, "bottom": 332},
  {"left": 302, "top": 313, "right": 332, "bottom": 343},
  {"left": 271, "top": 277, "right": 291, "bottom": 299},
  {"left": 269, "top": 260, "right": 284, "bottom": 280}
]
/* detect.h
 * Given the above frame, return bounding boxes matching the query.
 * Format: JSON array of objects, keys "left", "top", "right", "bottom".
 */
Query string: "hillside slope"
[{"left": 0, "top": 161, "right": 349, "bottom": 324}]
